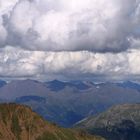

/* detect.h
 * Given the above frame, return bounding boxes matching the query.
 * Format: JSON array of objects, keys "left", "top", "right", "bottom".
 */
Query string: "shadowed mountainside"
[{"left": 76, "top": 103, "right": 140, "bottom": 140}]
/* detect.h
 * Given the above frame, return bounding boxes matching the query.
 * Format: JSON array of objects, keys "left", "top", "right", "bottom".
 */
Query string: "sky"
[{"left": 0, "top": 0, "right": 140, "bottom": 81}]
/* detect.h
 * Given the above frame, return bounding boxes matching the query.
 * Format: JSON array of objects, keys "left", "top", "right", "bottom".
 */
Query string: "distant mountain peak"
[
  {"left": 117, "top": 80, "right": 140, "bottom": 90},
  {"left": 46, "top": 80, "right": 66, "bottom": 92}
]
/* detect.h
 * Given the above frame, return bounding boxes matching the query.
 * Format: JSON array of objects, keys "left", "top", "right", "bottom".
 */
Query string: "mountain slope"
[
  {"left": 117, "top": 81, "right": 140, "bottom": 91},
  {"left": 0, "top": 80, "right": 6, "bottom": 88},
  {"left": 0, "top": 80, "right": 51, "bottom": 100},
  {"left": 76, "top": 104, "right": 140, "bottom": 140},
  {"left": 0, "top": 103, "right": 105, "bottom": 140}
]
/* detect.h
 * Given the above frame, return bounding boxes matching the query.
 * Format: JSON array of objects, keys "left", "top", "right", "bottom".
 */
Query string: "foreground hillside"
[
  {"left": 0, "top": 103, "right": 104, "bottom": 140},
  {"left": 76, "top": 104, "right": 140, "bottom": 140}
]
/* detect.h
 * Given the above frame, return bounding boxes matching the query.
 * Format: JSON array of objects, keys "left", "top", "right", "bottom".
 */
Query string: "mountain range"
[{"left": 0, "top": 79, "right": 140, "bottom": 127}]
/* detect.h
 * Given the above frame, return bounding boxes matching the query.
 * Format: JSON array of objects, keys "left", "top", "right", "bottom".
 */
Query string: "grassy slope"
[{"left": 0, "top": 103, "right": 105, "bottom": 140}]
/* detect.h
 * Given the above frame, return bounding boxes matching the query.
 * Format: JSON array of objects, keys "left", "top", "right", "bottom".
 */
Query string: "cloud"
[
  {"left": 0, "top": 0, "right": 140, "bottom": 81},
  {"left": 0, "top": 0, "right": 139, "bottom": 52},
  {"left": 0, "top": 46, "right": 139, "bottom": 81}
]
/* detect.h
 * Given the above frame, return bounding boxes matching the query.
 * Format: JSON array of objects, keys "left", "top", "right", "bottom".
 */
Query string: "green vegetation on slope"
[{"left": 11, "top": 113, "right": 22, "bottom": 140}]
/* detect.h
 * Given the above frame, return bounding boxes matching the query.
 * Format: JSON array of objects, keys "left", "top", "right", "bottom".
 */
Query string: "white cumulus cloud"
[
  {"left": 0, "top": 0, "right": 139, "bottom": 52},
  {"left": 0, "top": 0, "right": 140, "bottom": 81}
]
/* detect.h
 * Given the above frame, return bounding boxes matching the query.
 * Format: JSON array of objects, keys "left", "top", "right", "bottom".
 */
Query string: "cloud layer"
[
  {"left": 0, "top": 0, "right": 140, "bottom": 52},
  {"left": 0, "top": 0, "right": 140, "bottom": 81},
  {"left": 0, "top": 46, "right": 139, "bottom": 81}
]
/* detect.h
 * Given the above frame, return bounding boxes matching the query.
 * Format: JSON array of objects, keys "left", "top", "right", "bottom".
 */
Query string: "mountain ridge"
[{"left": 76, "top": 103, "right": 140, "bottom": 140}]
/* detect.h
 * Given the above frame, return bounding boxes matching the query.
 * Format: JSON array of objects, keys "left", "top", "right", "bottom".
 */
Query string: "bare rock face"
[
  {"left": 0, "top": 103, "right": 104, "bottom": 140},
  {"left": 76, "top": 104, "right": 140, "bottom": 140}
]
